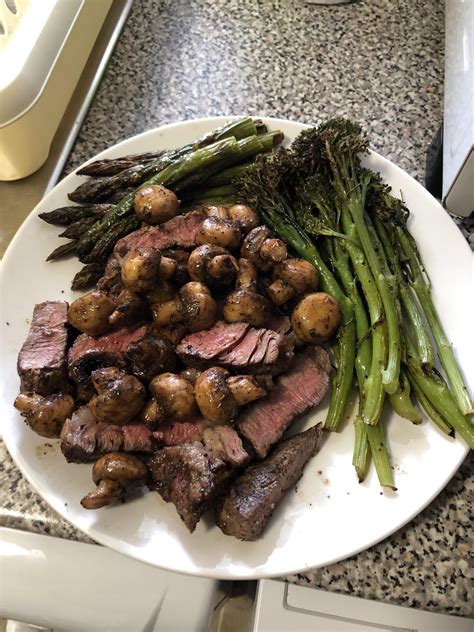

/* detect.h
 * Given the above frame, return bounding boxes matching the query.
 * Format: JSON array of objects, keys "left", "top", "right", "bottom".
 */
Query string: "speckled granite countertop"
[{"left": 1, "top": 0, "right": 472, "bottom": 619}]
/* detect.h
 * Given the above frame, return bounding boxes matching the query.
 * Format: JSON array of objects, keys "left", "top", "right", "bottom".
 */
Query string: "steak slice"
[
  {"left": 237, "top": 347, "right": 331, "bottom": 458},
  {"left": 153, "top": 418, "right": 206, "bottom": 446},
  {"left": 114, "top": 210, "right": 205, "bottom": 259},
  {"left": 202, "top": 425, "right": 249, "bottom": 468},
  {"left": 17, "top": 301, "right": 70, "bottom": 396},
  {"left": 176, "top": 321, "right": 249, "bottom": 367},
  {"left": 68, "top": 324, "right": 147, "bottom": 396},
  {"left": 216, "top": 424, "right": 323, "bottom": 541},
  {"left": 60, "top": 407, "right": 154, "bottom": 463},
  {"left": 148, "top": 445, "right": 231, "bottom": 532},
  {"left": 177, "top": 321, "right": 293, "bottom": 374}
]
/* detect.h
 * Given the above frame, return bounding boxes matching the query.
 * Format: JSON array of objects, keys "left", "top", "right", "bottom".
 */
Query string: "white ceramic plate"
[{"left": 1, "top": 117, "right": 472, "bottom": 579}]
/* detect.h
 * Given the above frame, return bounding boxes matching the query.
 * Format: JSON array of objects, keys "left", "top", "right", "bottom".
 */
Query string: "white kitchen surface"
[
  {"left": 0, "top": 528, "right": 218, "bottom": 632},
  {"left": 252, "top": 580, "right": 474, "bottom": 632}
]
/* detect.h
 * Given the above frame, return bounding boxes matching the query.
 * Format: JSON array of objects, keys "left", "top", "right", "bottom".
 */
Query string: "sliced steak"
[
  {"left": 176, "top": 321, "right": 293, "bottom": 374},
  {"left": 218, "top": 328, "right": 261, "bottom": 366},
  {"left": 60, "top": 407, "right": 154, "bottom": 463},
  {"left": 17, "top": 301, "right": 70, "bottom": 396},
  {"left": 176, "top": 321, "right": 249, "bottom": 367},
  {"left": 237, "top": 347, "right": 331, "bottom": 458},
  {"left": 68, "top": 324, "right": 147, "bottom": 396},
  {"left": 216, "top": 424, "right": 323, "bottom": 540},
  {"left": 148, "top": 444, "right": 231, "bottom": 532},
  {"left": 202, "top": 425, "right": 249, "bottom": 468},
  {"left": 152, "top": 418, "right": 206, "bottom": 446},
  {"left": 114, "top": 210, "right": 205, "bottom": 259}
]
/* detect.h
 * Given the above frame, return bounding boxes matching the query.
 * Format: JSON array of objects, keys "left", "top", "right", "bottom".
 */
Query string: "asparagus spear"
[
  {"left": 71, "top": 262, "right": 106, "bottom": 291},
  {"left": 80, "top": 214, "right": 140, "bottom": 264},
  {"left": 69, "top": 117, "right": 259, "bottom": 203},
  {"left": 58, "top": 217, "right": 97, "bottom": 240},
  {"left": 39, "top": 204, "right": 112, "bottom": 226},
  {"left": 353, "top": 418, "right": 371, "bottom": 483},
  {"left": 46, "top": 241, "right": 77, "bottom": 261},
  {"left": 396, "top": 226, "right": 473, "bottom": 416},
  {"left": 77, "top": 136, "right": 240, "bottom": 256},
  {"left": 76, "top": 151, "right": 166, "bottom": 177}
]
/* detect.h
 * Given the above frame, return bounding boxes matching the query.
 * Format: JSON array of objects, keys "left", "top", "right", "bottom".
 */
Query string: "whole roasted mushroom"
[
  {"left": 68, "top": 290, "right": 115, "bottom": 336},
  {"left": 81, "top": 452, "right": 149, "bottom": 509},
  {"left": 125, "top": 335, "right": 176, "bottom": 382},
  {"left": 197, "top": 216, "right": 242, "bottom": 250},
  {"left": 88, "top": 367, "right": 146, "bottom": 425},
  {"left": 240, "top": 226, "right": 287, "bottom": 271},
  {"left": 291, "top": 292, "right": 342, "bottom": 344},
  {"left": 267, "top": 259, "right": 319, "bottom": 306},
  {"left": 149, "top": 372, "right": 197, "bottom": 420},
  {"left": 223, "top": 289, "right": 271, "bottom": 327},
  {"left": 194, "top": 367, "right": 238, "bottom": 424},
  {"left": 227, "top": 204, "right": 259, "bottom": 233},
  {"left": 14, "top": 392, "right": 75, "bottom": 438},
  {"left": 187, "top": 244, "right": 238, "bottom": 289},
  {"left": 134, "top": 184, "right": 180, "bottom": 225},
  {"left": 121, "top": 246, "right": 161, "bottom": 294},
  {"left": 179, "top": 282, "right": 217, "bottom": 332}
]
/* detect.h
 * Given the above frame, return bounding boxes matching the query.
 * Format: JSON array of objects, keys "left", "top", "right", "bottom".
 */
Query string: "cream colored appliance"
[{"left": 0, "top": 0, "right": 112, "bottom": 181}]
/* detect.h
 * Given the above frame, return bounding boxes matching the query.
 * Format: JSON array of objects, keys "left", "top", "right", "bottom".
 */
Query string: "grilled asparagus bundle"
[{"left": 40, "top": 118, "right": 284, "bottom": 289}]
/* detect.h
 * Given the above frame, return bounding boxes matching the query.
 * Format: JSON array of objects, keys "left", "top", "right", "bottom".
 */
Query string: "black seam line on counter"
[{"left": 282, "top": 583, "right": 416, "bottom": 632}]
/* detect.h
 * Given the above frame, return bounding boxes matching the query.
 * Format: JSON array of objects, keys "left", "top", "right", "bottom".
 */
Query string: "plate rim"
[{"left": 1, "top": 115, "right": 471, "bottom": 579}]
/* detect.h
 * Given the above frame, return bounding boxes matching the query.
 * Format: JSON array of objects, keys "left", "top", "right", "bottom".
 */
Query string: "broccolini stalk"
[
  {"left": 396, "top": 226, "right": 473, "bottom": 416},
  {"left": 371, "top": 211, "right": 433, "bottom": 371},
  {"left": 388, "top": 369, "right": 423, "bottom": 424},
  {"left": 310, "top": 119, "right": 401, "bottom": 394},
  {"left": 237, "top": 155, "right": 356, "bottom": 431},
  {"left": 404, "top": 333, "right": 474, "bottom": 447},
  {"left": 365, "top": 422, "right": 396, "bottom": 490},
  {"left": 353, "top": 417, "right": 371, "bottom": 483},
  {"left": 406, "top": 372, "right": 453, "bottom": 436},
  {"left": 339, "top": 211, "right": 387, "bottom": 426}
]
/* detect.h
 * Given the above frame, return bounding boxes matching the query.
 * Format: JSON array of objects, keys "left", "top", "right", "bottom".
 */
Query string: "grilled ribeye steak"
[
  {"left": 216, "top": 424, "right": 323, "bottom": 541},
  {"left": 176, "top": 321, "right": 293, "bottom": 374},
  {"left": 148, "top": 444, "right": 232, "bottom": 532},
  {"left": 114, "top": 210, "right": 206, "bottom": 259},
  {"left": 202, "top": 425, "right": 249, "bottom": 468},
  {"left": 60, "top": 407, "right": 154, "bottom": 463},
  {"left": 68, "top": 324, "right": 147, "bottom": 396},
  {"left": 237, "top": 347, "right": 331, "bottom": 458},
  {"left": 17, "top": 301, "right": 71, "bottom": 396}
]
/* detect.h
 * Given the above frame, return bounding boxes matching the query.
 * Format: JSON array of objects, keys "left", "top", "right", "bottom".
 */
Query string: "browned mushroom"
[
  {"left": 235, "top": 258, "right": 258, "bottom": 292},
  {"left": 179, "top": 282, "right": 217, "bottom": 332},
  {"left": 14, "top": 392, "right": 75, "bottom": 438},
  {"left": 134, "top": 184, "right": 180, "bottom": 224},
  {"left": 240, "top": 226, "right": 287, "bottom": 270},
  {"left": 194, "top": 367, "right": 238, "bottom": 424},
  {"left": 88, "top": 367, "right": 146, "bottom": 425},
  {"left": 68, "top": 290, "right": 115, "bottom": 335},
  {"left": 148, "top": 281, "right": 183, "bottom": 327},
  {"left": 125, "top": 335, "right": 176, "bottom": 382},
  {"left": 223, "top": 289, "right": 271, "bottom": 327},
  {"left": 80, "top": 452, "right": 149, "bottom": 509},
  {"left": 149, "top": 373, "right": 197, "bottom": 420},
  {"left": 291, "top": 292, "right": 342, "bottom": 344},
  {"left": 121, "top": 246, "right": 161, "bottom": 294},
  {"left": 226, "top": 375, "right": 267, "bottom": 406},
  {"left": 188, "top": 244, "right": 238, "bottom": 289},
  {"left": 267, "top": 259, "right": 319, "bottom": 306},
  {"left": 202, "top": 204, "right": 229, "bottom": 219},
  {"left": 197, "top": 216, "right": 242, "bottom": 250},
  {"left": 228, "top": 204, "right": 259, "bottom": 233}
]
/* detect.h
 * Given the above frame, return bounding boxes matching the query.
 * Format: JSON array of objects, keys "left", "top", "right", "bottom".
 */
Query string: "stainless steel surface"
[{"left": 0, "top": 0, "right": 133, "bottom": 258}]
